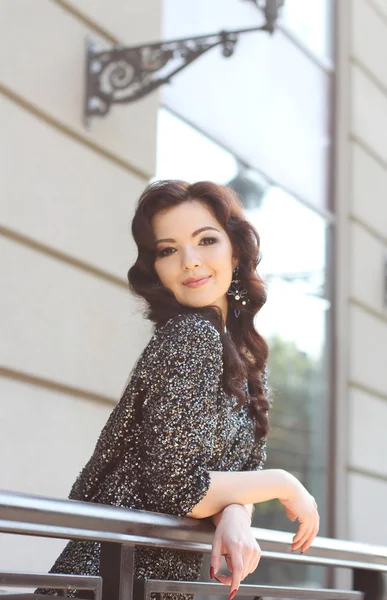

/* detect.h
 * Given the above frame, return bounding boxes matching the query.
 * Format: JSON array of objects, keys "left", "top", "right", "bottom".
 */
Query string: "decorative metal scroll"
[{"left": 84, "top": 0, "right": 284, "bottom": 125}]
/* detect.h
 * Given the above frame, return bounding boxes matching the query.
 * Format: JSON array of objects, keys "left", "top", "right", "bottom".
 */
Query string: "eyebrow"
[{"left": 155, "top": 226, "right": 221, "bottom": 245}]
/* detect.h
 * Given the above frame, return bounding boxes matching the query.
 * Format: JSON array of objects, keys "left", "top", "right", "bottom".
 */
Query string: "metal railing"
[{"left": 0, "top": 490, "right": 386, "bottom": 600}]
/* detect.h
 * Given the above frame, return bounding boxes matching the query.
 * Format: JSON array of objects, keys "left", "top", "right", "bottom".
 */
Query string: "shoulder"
[
  {"left": 156, "top": 312, "right": 221, "bottom": 346},
  {"left": 140, "top": 313, "right": 223, "bottom": 371},
  {"left": 135, "top": 313, "right": 224, "bottom": 395},
  {"left": 132, "top": 313, "right": 223, "bottom": 382}
]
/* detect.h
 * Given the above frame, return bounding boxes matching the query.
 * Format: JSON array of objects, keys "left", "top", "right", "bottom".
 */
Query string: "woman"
[{"left": 36, "top": 180, "right": 319, "bottom": 600}]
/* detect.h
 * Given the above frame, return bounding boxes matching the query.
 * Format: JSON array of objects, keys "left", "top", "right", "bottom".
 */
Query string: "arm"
[
  {"left": 140, "top": 318, "right": 291, "bottom": 520},
  {"left": 186, "top": 468, "right": 291, "bottom": 519},
  {"left": 208, "top": 366, "right": 268, "bottom": 524},
  {"left": 187, "top": 365, "right": 278, "bottom": 525},
  {"left": 140, "top": 314, "right": 223, "bottom": 516}
]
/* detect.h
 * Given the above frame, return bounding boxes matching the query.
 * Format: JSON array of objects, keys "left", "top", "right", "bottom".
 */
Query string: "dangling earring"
[{"left": 226, "top": 266, "right": 249, "bottom": 318}]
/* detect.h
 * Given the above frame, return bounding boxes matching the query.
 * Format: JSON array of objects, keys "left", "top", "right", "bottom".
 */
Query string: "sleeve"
[
  {"left": 141, "top": 315, "right": 223, "bottom": 517},
  {"left": 241, "top": 363, "right": 269, "bottom": 472},
  {"left": 242, "top": 436, "right": 267, "bottom": 472}
]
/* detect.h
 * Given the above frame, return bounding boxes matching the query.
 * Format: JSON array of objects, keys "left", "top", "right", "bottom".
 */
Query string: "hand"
[
  {"left": 278, "top": 473, "right": 320, "bottom": 553},
  {"left": 210, "top": 504, "right": 261, "bottom": 599}
]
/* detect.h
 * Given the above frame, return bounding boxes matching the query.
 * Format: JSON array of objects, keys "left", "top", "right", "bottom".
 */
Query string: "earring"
[{"left": 226, "top": 266, "right": 249, "bottom": 318}]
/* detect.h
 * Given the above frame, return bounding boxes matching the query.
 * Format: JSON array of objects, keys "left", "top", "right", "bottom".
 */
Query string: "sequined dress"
[{"left": 36, "top": 312, "right": 267, "bottom": 599}]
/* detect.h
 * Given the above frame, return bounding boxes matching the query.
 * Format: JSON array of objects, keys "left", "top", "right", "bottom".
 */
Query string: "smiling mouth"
[{"left": 184, "top": 275, "right": 212, "bottom": 288}]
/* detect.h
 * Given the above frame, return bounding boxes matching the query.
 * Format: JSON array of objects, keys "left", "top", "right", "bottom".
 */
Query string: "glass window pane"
[
  {"left": 155, "top": 110, "right": 331, "bottom": 590},
  {"left": 156, "top": 108, "right": 238, "bottom": 183},
  {"left": 161, "top": 0, "right": 332, "bottom": 209},
  {"left": 281, "top": 0, "right": 334, "bottom": 61},
  {"left": 246, "top": 188, "right": 330, "bottom": 588}
]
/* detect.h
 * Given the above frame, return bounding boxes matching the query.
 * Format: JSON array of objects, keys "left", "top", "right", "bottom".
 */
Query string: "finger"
[
  {"left": 294, "top": 525, "right": 313, "bottom": 551},
  {"left": 210, "top": 537, "right": 223, "bottom": 578},
  {"left": 229, "top": 548, "right": 244, "bottom": 595},
  {"left": 225, "top": 553, "right": 250, "bottom": 582},
  {"left": 301, "top": 527, "right": 318, "bottom": 553},
  {"left": 301, "top": 511, "right": 320, "bottom": 550},
  {"left": 225, "top": 554, "right": 233, "bottom": 572},
  {"left": 292, "top": 520, "right": 309, "bottom": 546},
  {"left": 293, "top": 522, "right": 313, "bottom": 551},
  {"left": 243, "top": 547, "right": 256, "bottom": 580},
  {"left": 301, "top": 515, "right": 320, "bottom": 553},
  {"left": 214, "top": 555, "right": 234, "bottom": 586},
  {"left": 242, "top": 548, "right": 256, "bottom": 580},
  {"left": 214, "top": 573, "right": 232, "bottom": 586},
  {"left": 250, "top": 545, "right": 262, "bottom": 574}
]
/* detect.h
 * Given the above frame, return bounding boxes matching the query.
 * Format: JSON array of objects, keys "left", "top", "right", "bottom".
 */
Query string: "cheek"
[
  {"left": 211, "top": 244, "right": 233, "bottom": 271},
  {"left": 156, "top": 260, "right": 178, "bottom": 284}
]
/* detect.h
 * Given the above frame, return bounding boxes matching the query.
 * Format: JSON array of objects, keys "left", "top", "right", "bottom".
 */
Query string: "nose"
[{"left": 181, "top": 247, "right": 202, "bottom": 271}]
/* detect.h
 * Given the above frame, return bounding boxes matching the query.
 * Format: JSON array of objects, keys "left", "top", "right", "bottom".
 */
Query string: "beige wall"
[
  {"left": 335, "top": 0, "right": 387, "bottom": 549},
  {"left": 2, "top": 0, "right": 387, "bottom": 585},
  {"left": 0, "top": 0, "right": 161, "bottom": 577}
]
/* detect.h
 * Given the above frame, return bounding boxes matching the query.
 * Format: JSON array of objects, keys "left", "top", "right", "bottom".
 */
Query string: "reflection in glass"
[{"left": 161, "top": 0, "right": 332, "bottom": 209}]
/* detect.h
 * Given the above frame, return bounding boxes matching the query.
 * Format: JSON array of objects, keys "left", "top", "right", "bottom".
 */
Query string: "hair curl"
[{"left": 127, "top": 179, "right": 270, "bottom": 440}]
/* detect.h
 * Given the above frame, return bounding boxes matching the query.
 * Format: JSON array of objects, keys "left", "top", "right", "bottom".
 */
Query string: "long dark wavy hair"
[{"left": 127, "top": 179, "right": 270, "bottom": 440}]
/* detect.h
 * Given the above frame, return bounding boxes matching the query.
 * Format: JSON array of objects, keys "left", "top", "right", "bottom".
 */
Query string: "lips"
[{"left": 183, "top": 275, "right": 211, "bottom": 285}]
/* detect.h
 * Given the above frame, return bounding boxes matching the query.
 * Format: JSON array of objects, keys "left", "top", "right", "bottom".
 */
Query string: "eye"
[
  {"left": 156, "top": 236, "right": 219, "bottom": 258},
  {"left": 201, "top": 236, "right": 219, "bottom": 246}
]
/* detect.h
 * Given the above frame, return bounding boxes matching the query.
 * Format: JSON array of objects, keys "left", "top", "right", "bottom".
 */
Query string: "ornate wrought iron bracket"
[{"left": 84, "top": 0, "right": 284, "bottom": 127}]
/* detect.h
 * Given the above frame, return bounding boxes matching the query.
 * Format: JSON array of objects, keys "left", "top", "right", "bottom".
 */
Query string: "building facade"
[{"left": 1, "top": 0, "right": 387, "bottom": 594}]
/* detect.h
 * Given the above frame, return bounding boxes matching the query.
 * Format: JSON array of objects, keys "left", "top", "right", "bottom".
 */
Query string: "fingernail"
[
  {"left": 210, "top": 566, "right": 215, "bottom": 579},
  {"left": 229, "top": 589, "right": 237, "bottom": 600},
  {"left": 214, "top": 576, "right": 222, "bottom": 583}
]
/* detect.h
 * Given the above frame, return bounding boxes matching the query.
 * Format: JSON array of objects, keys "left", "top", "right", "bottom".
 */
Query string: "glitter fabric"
[{"left": 35, "top": 312, "right": 267, "bottom": 600}]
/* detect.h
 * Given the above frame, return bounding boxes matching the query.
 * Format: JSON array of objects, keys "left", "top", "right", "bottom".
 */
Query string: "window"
[{"left": 155, "top": 107, "right": 333, "bottom": 588}]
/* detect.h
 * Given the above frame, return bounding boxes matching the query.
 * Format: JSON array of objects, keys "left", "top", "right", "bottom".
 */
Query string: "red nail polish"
[
  {"left": 229, "top": 589, "right": 237, "bottom": 600},
  {"left": 215, "top": 576, "right": 222, "bottom": 583},
  {"left": 210, "top": 566, "right": 215, "bottom": 579}
]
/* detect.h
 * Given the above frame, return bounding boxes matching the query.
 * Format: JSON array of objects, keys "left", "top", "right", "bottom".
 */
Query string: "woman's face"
[{"left": 152, "top": 200, "right": 238, "bottom": 323}]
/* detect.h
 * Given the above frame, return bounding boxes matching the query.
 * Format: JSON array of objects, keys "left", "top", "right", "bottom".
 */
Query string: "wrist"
[
  {"left": 277, "top": 470, "right": 299, "bottom": 501},
  {"left": 221, "top": 503, "right": 252, "bottom": 523},
  {"left": 210, "top": 503, "right": 252, "bottom": 527}
]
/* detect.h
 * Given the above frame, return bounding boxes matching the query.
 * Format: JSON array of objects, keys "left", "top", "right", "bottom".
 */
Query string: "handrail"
[
  {"left": 0, "top": 489, "right": 386, "bottom": 571},
  {"left": 0, "top": 489, "right": 386, "bottom": 600}
]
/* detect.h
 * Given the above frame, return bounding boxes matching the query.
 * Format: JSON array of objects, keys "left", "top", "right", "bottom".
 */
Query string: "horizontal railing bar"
[
  {"left": 0, "top": 521, "right": 211, "bottom": 552},
  {"left": 0, "top": 521, "right": 387, "bottom": 572},
  {"left": 0, "top": 571, "right": 101, "bottom": 589},
  {"left": 0, "top": 572, "right": 102, "bottom": 600},
  {"left": 2, "top": 518, "right": 387, "bottom": 574},
  {"left": 0, "top": 595, "right": 78, "bottom": 600},
  {"left": 0, "top": 596, "right": 92, "bottom": 600},
  {"left": 254, "top": 550, "right": 387, "bottom": 571},
  {"left": 0, "top": 490, "right": 386, "bottom": 571},
  {"left": 145, "top": 579, "right": 363, "bottom": 599},
  {"left": 0, "top": 596, "right": 93, "bottom": 600}
]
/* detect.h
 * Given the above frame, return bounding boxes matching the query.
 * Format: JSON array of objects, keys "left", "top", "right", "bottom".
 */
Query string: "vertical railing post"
[
  {"left": 353, "top": 568, "right": 385, "bottom": 600},
  {"left": 100, "top": 542, "right": 135, "bottom": 600},
  {"left": 133, "top": 576, "right": 147, "bottom": 600}
]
